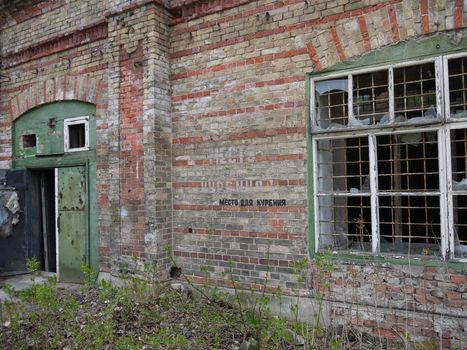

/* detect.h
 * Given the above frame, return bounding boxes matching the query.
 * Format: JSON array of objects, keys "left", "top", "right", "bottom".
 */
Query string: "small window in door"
[
  {"left": 22, "top": 134, "right": 37, "bottom": 148},
  {"left": 64, "top": 117, "right": 89, "bottom": 152}
]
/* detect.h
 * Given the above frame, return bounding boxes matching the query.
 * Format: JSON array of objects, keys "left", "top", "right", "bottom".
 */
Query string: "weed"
[
  {"left": 329, "top": 338, "right": 343, "bottom": 350},
  {"left": 98, "top": 278, "right": 118, "bottom": 302},
  {"left": 314, "top": 249, "right": 333, "bottom": 326},
  {"left": 25, "top": 256, "right": 41, "bottom": 274},
  {"left": 81, "top": 262, "right": 96, "bottom": 291},
  {"left": 2, "top": 283, "right": 15, "bottom": 299},
  {"left": 414, "top": 339, "right": 437, "bottom": 350},
  {"left": 206, "top": 223, "right": 215, "bottom": 235},
  {"left": 290, "top": 256, "right": 309, "bottom": 324},
  {"left": 0, "top": 251, "right": 453, "bottom": 349}
]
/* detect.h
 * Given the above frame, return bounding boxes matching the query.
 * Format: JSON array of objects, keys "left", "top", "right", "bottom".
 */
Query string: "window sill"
[{"left": 319, "top": 251, "right": 467, "bottom": 271}]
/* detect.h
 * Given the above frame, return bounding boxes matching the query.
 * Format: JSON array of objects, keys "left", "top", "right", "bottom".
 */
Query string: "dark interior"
[
  {"left": 68, "top": 123, "right": 86, "bottom": 149},
  {"left": 30, "top": 169, "right": 56, "bottom": 272}
]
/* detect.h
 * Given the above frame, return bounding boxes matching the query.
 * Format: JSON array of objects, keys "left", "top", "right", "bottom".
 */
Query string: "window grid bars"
[
  {"left": 443, "top": 123, "right": 467, "bottom": 261},
  {"left": 352, "top": 72, "right": 388, "bottom": 121},
  {"left": 311, "top": 55, "right": 467, "bottom": 260},
  {"left": 393, "top": 62, "right": 437, "bottom": 120}
]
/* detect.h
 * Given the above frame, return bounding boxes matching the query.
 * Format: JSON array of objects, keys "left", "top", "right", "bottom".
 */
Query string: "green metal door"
[{"left": 57, "top": 166, "right": 88, "bottom": 283}]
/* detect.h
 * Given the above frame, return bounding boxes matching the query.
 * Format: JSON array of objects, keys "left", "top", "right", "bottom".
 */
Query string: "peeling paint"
[{"left": 0, "top": 188, "right": 21, "bottom": 238}]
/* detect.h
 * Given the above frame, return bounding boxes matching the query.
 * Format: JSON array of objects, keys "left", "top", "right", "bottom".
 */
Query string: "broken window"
[
  {"left": 316, "top": 137, "right": 371, "bottom": 252},
  {"left": 64, "top": 117, "right": 89, "bottom": 152},
  {"left": 312, "top": 54, "right": 467, "bottom": 260},
  {"left": 315, "top": 78, "right": 348, "bottom": 129},
  {"left": 447, "top": 57, "right": 467, "bottom": 118},
  {"left": 394, "top": 63, "right": 437, "bottom": 122},
  {"left": 353, "top": 70, "right": 389, "bottom": 125},
  {"left": 450, "top": 128, "right": 467, "bottom": 258}
]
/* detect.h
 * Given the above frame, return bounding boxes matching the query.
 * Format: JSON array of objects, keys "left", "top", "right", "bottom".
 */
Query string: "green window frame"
[{"left": 306, "top": 34, "right": 467, "bottom": 264}]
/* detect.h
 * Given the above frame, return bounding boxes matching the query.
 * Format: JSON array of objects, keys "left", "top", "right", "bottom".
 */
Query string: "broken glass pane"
[
  {"left": 353, "top": 70, "right": 389, "bottom": 125},
  {"left": 377, "top": 132, "right": 439, "bottom": 192},
  {"left": 315, "top": 78, "right": 348, "bottom": 129},
  {"left": 394, "top": 63, "right": 438, "bottom": 122},
  {"left": 379, "top": 195, "right": 441, "bottom": 256},
  {"left": 317, "top": 137, "right": 369, "bottom": 193},
  {"left": 318, "top": 195, "right": 372, "bottom": 252},
  {"left": 451, "top": 128, "right": 467, "bottom": 189},
  {"left": 448, "top": 57, "right": 467, "bottom": 118},
  {"left": 453, "top": 195, "right": 467, "bottom": 258}
]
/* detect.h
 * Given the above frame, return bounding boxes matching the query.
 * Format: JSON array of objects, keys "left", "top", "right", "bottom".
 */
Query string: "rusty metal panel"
[
  {"left": 57, "top": 166, "right": 87, "bottom": 283},
  {"left": 0, "top": 169, "right": 42, "bottom": 275}
]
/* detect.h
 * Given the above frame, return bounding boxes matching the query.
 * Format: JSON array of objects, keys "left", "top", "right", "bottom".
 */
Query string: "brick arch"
[
  {"left": 306, "top": 0, "right": 466, "bottom": 71},
  {"left": 9, "top": 75, "right": 107, "bottom": 121}
]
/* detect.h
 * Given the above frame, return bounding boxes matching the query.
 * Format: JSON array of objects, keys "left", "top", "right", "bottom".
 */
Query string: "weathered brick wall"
[
  {"left": 326, "top": 262, "right": 467, "bottom": 346},
  {"left": 171, "top": 0, "right": 467, "bottom": 346},
  {"left": 105, "top": 2, "right": 173, "bottom": 273},
  {"left": 0, "top": 0, "right": 110, "bottom": 169},
  {"left": 0, "top": 0, "right": 108, "bottom": 55},
  {"left": 0, "top": 0, "right": 112, "bottom": 269},
  {"left": 1, "top": 0, "right": 466, "bottom": 345},
  {"left": 0, "top": 0, "right": 173, "bottom": 275}
]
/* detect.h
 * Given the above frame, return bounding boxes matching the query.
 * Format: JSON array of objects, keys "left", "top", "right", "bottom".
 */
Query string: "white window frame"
[
  {"left": 64, "top": 116, "right": 89, "bottom": 153},
  {"left": 311, "top": 53, "right": 467, "bottom": 262}
]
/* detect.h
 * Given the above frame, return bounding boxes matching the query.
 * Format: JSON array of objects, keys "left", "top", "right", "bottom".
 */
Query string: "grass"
[{"left": 0, "top": 260, "right": 443, "bottom": 349}]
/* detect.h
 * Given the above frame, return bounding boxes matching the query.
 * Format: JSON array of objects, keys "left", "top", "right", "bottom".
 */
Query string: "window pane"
[
  {"left": 315, "top": 78, "right": 348, "bottom": 129},
  {"left": 317, "top": 137, "right": 369, "bottom": 193},
  {"left": 394, "top": 63, "right": 437, "bottom": 122},
  {"left": 379, "top": 195, "right": 441, "bottom": 255},
  {"left": 450, "top": 128, "right": 467, "bottom": 258},
  {"left": 377, "top": 132, "right": 439, "bottom": 192},
  {"left": 318, "top": 195, "right": 372, "bottom": 252},
  {"left": 22, "top": 134, "right": 36, "bottom": 148},
  {"left": 353, "top": 70, "right": 389, "bottom": 125},
  {"left": 68, "top": 123, "right": 86, "bottom": 149},
  {"left": 453, "top": 195, "right": 467, "bottom": 258},
  {"left": 448, "top": 57, "right": 467, "bottom": 118},
  {"left": 451, "top": 128, "right": 467, "bottom": 189}
]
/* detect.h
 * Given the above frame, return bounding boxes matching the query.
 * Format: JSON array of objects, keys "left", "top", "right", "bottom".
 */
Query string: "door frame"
[
  {"left": 12, "top": 101, "right": 98, "bottom": 281},
  {"left": 26, "top": 161, "right": 92, "bottom": 280},
  {"left": 55, "top": 168, "right": 59, "bottom": 277}
]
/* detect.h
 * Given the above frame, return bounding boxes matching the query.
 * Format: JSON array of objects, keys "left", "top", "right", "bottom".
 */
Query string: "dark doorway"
[{"left": 30, "top": 169, "right": 56, "bottom": 272}]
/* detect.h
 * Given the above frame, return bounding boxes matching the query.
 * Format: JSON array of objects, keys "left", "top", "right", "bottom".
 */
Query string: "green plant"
[
  {"left": 81, "top": 262, "right": 96, "bottom": 290},
  {"left": 206, "top": 223, "right": 215, "bottom": 235},
  {"left": 98, "top": 278, "right": 117, "bottom": 302},
  {"left": 18, "top": 276, "right": 57, "bottom": 305},
  {"left": 314, "top": 249, "right": 333, "bottom": 324},
  {"left": 2, "top": 284, "right": 15, "bottom": 299},
  {"left": 329, "top": 338, "right": 343, "bottom": 350},
  {"left": 25, "top": 256, "right": 41, "bottom": 274},
  {"left": 290, "top": 257, "right": 309, "bottom": 322},
  {"left": 147, "top": 328, "right": 189, "bottom": 349},
  {"left": 143, "top": 260, "right": 159, "bottom": 288},
  {"left": 310, "top": 249, "right": 334, "bottom": 347},
  {"left": 225, "top": 259, "right": 249, "bottom": 334},
  {"left": 414, "top": 339, "right": 437, "bottom": 350}
]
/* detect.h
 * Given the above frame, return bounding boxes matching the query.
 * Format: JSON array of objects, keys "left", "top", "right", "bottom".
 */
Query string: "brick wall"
[
  {"left": 0, "top": 0, "right": 108, "bottom": 55},
  {"left": 105, "top": 2, "right": 173, "bottom": 273},
  {"left": 1, "top": 0, "right": 466, "bottom": 346},
  {"left": 170, "top": 0, "right": 467, "bottom": 346},
  {"left": 0, "top": 0, "right": 173, "bottom": 275}
]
